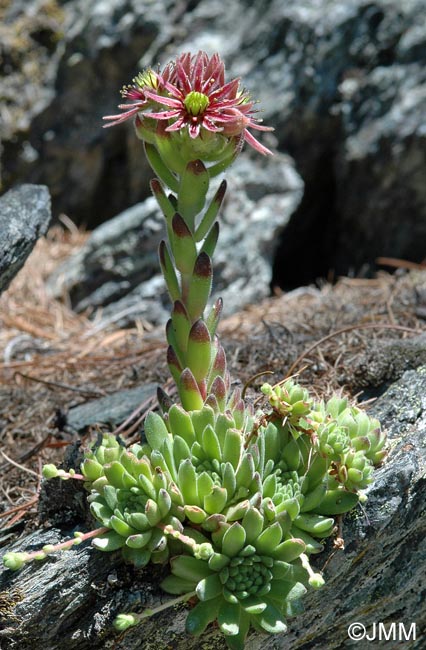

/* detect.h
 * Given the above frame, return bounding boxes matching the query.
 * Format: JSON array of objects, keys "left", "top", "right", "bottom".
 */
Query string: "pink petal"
[
  {"left": 144, "top": 89, "right": 182, "bottom": 108},
  {"left": 248, "top": 121, "right": 275, "bottom": 132},
  {"left": 148, "top": 109, "right": 182, "bottom": 120},
  {"left": 189, "top": 122, "right": 201, "bottom": 138},
  {"left": 209, "top": 78, "right": 240, "bottom": 101},
  {"left": 202, "top": 117, "right": 223, "bottom": 132},
  {"left": 244, "top": 129, "right": 273, "bottom": 155},
  {"left": 165, "top": 116, "right": 187, "bottom": 131},
  {"left": 102, "top": 107, "right": 141, "bottom": 127}
]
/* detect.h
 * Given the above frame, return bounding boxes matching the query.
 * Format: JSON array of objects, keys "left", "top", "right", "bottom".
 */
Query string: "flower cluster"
[{"left": 103, "top": 51, "right": 273, "bottom": 174}]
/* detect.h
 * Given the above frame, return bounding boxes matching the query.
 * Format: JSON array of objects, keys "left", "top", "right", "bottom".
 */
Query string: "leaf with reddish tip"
[
  {"left": 179, "top": 368, "right": 204, "bottom": 411},
  {"left": 171, "top": 300, "right": 191, "bottom": 354},
  {"left": 171, "top": 213, "right": 197, "bottom": 274},
  {"left": 205, "top": 393, "right": 220, "bottom": 412},
  {"left": 150, "top": 178, "right": 175, "bottom": 221},
  {"left": 157, "top": 386, "right": 173, "bottom": 416},
  {"left": 210, "top": 376, "right": 227, "bottom": 411},
  {"left": 208, "top": 344, "right": 227, "bottom": 389},
  {"left": 186, "top": 320, "right": 212, "bottom": 383},
  {"left": 167, "top": 345, "right": 183, "bottom": 385},
  {"left": 187, "top": 252, "right": 213, "bottom": 321}
]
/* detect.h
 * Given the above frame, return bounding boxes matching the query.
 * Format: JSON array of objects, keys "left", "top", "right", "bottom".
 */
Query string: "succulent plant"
[
  {"left": 161, "top": 514, "right": 309, "bottom": 650},
  {"left": 3, "top": 51, "right": 387, "bottom": 650}
]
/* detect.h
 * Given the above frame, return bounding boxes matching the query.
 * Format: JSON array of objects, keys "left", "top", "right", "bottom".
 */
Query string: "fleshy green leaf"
[
  {"left": 145, "top": 412, "right": 170, "bottom": 450},
  {"left": 218, "top": 600, "right": 240, "bottom": 636},
  {"left": 161, "top": 574, "right": 196, "bottom": 595},
  {"left": 255, "top": 522, "right": 282, "bottom": 555},
  {"left": 185, "top": 596, "right": 222, "bottom": 636},
  {"left": 92, "top": 530, "right": 126, "bottom": 552},
  {"left": 221, "top": 522, "right": 246, "bottom": 558},
  {"left": 272, "top": 539, "right": 306, "bottom": 562},
  {"left": 170, "top": 555, "right": 212, "bottom": 582},
  {"left": 257, "top": 601, "right": 288, "bottom": 634},
  {"left": 312, "top": 489, "right": 359, "bottom": 515},
  {"left": 196, "top": 573, "right": 223, "bottom": 601}
]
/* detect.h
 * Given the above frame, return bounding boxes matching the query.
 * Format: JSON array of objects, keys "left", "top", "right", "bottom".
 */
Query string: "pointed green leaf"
[
  {"left": 110, "top": 515, "right": 137, "bottom": 537},
  {"left": 218, "top": 600, "right": 240, "bottom": 636},
  {"left": 90, "top": 501, "right": 112, "bottom": 527},
  {"left": 191, "top": 406, "right": 215, "bottom": 443},
  {"left": 241, "top": 507, "right": 264, "bottom": 544},
  {"left": 81, "top": 458, "right": 103, "bottom": 481},
  {"left": 187, "top": 252, "right": 213, "bottom": 321},
  {"left": 221, "top": 522, "right": 246, "bottom": 558},
  {"left": 202, "top": 425, "right": 222, "bottom": 462},
  {"left": 223, "top": 428, "right": 243, "bottom": 469},
  {"left": 255, "top": 522, "right": 282, "bottom": 555},
  {"left": 184, "top": 505, "right": 207, "bottom": 524},
  {"left": 171, "top": 213, "right": 197, "bottom": 275},
  {"left": 258, "top": 601, "right": 287, "bottom": 634},
  {"left": 144, "top": 142, "right": 179, "bottom": 192},
  {"left": 125, "top": 531, "right": 152, "bottom": 549},
  {"left": 195, "top": 180, "right": 226, "bottom": 242},
  {"left": 92, "top": 530, "right": 125, "bottom": 552},
  {"left": 178, "top": 458, "right": 199, "bottom": 505},
  {"left": 312, "top": 488, "right": 359, "bottom": 515},
  {"left": 104, "top": 462, "right": 137, "bottom": 489},
  {"left": 222, "top": 461, "right": 237, "bottom": 499},
  {"left": 203, "top": 486, "right": 228, "bottom": 515},
  {"left": 197, "top": 471, "right": 214, "bottom": 500},
  {"left": 200, "top": 221, "right": 219, "bottom": 259},
  {"left": 185, "top": 596, "right": 222, "bottom": 636},
  {"left": 170, "top": 555, "right": 212, "bottom": 582},
  {"left": 168, "top": 404, "right": 196, "bottom": 446},
  {"left": 196, "top": 573, "right": 223, "bottom": 601},
  {"left": 273, "top": 538, "right": 305, "bottom": 562},
  {"left": 144, "top": 412, "right": 170, "bottom": 451},
  {"left": 186, "top": 320, "right": 212, "bottom": 383},
  {"left": 178, "top": 159, "right": 210, "bottom": 228},
  {"left": 159, "top": 240, "right": 181, "bottom": 302},
  {"left": 179, "top": 368, "right": 204, "bottom": 411}
]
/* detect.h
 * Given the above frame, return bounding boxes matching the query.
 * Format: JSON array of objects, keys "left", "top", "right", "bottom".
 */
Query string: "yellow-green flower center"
[
  {"left": 135, "top": 68, "right": 158, "bottom": 90},
  {"left": 184, "top": 91, "right": 210, "bottom": 116}
]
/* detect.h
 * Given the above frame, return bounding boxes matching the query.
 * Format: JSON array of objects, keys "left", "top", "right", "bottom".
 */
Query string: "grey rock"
[
  {"left": 1, "top": 0, "right": 178, "bottom": 226},
  {"left": 347, "top": 333, "right": 426, "bottom": 392},
  {"left": 48, "top": 197, "right": 166, "bottom": 316},
  {"left": 0, "top": 184, "right": 51, "bottom": 294},
  {"left": 1, "top": 367, "right": 425, "bottom": 649},
  {"left": 2, "top": 0, "right": 426, "bottom": 286},
  {"left": 65, "top": 383, "right": 157, "bottom": 433},
  {"left": 214, "top": 151, "right": 303, "bottom": 316},
  {"left": 48, "top": 152, "right": 303, "bottom": 325}
]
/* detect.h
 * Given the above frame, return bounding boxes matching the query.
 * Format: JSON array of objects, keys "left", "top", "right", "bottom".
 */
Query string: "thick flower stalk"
[{"left": 3, "top": 51, "right": 387, "bottom": 650}]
